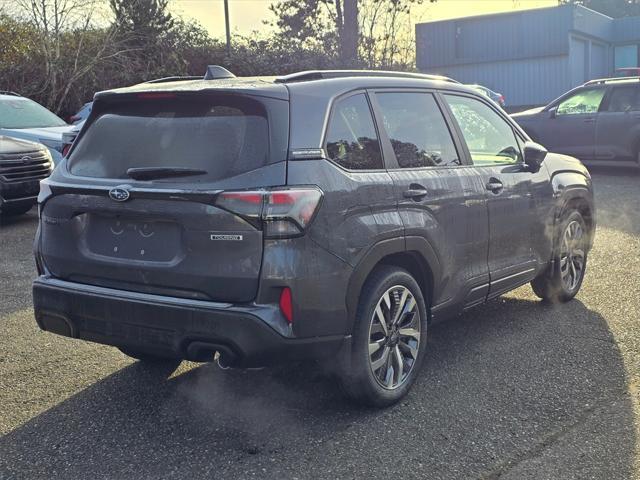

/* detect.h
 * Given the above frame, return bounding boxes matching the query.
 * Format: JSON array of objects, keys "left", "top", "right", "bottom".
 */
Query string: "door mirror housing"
[
  {"left": 548, "top": 106, "right": 558, "bottom": 119},
  {"left": 523, "top": 141, "right": 547, "bottom": 171}
]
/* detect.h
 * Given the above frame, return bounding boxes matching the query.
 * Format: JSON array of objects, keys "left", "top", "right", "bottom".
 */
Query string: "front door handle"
[
  {"left": 486, "top": 178, "right": 504, "bottom": 194},
  {"left": 583, "top": 117, "right": 595, "bottom": 124},
  {"left": 403, "top": 186, "right": 428, "bottom": 199}
]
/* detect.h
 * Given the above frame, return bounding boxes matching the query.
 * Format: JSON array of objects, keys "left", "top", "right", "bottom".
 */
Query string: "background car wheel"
[
  {"left": 531, "top": 210, "right": 588, "bottom": 303},
  {"left": 118, "top": 347, "right": 180, "bottom": 364},
  {"left": 339, "top": 265, "right": 428, "bottom": 407}
]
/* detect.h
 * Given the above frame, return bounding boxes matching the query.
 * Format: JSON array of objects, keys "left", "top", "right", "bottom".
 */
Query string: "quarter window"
[
  {"left": 444, "top": 94, "right": 522, "bottom": 166},
  {"left": 556, "top": 89, "right": 605, "bottom": 115},
  {"left": 376, "top": 92, "right": 460, "bottom": 168},
  {"left": 325, "top": 93, "right": 383, "bottom": 170}
]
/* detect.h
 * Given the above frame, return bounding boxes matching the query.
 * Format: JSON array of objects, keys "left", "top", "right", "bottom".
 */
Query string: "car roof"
[{"left": 95, "top": 69, "right": 475, "bottom": 103}]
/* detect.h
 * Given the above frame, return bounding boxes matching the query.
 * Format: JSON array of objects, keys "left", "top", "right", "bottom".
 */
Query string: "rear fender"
[{"left": 345, "top": 236, "right": 441, "bottom": 332}]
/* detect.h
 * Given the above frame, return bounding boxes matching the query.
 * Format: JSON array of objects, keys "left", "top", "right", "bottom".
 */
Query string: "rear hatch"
[{"left": 39, "top": 89, "right": 289, "bottom": 302}]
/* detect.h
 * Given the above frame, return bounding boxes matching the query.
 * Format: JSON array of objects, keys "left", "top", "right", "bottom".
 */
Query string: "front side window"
[
  {"left": 444, "top": 94, "right": 521, "bottom": 166},
  {"left": 606, "top": 85, "right": 640, "bottom": 112},
  {"left": 556, "top": 88, "right": 605, "bottom": 115},
  {"left": 325, "top": 93, "right": 383, "bottom": 170},
  {"left": 375, "top": 92, "right": 460, "bottom": 168}
]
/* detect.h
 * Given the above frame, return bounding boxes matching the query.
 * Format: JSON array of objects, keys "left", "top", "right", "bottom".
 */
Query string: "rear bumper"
[{"left": 32, "top": 277, "right": 349, "bottom": 367}]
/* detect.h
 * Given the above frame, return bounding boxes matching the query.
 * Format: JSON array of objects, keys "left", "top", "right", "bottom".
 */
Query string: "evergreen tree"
[{"left": 110, "top": 0, "right": 174, "bottom": 42}]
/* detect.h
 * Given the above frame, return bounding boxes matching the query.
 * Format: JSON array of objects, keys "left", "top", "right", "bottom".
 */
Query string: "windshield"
[
  {"left": 0, "top": 97, "right": 67, "bottom": 128},
  {"left": 68, "top": 96, "right": 273, "bottom": 182}
]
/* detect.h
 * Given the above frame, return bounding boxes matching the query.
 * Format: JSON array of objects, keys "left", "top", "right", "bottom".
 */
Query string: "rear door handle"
[
  {"left": 403, "top": 187, "right": 428, "bottom": 199},
  {"left": 583, "top": 117, "right": 595, "bottom": 124},
  {"left": 486, "top": 178, "right": 504, "bottom": 194}
]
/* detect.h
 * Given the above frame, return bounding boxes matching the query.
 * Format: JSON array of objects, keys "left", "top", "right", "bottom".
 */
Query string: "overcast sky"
[{"left": 169, "top": 0, "right": 558, "bottom": 39}]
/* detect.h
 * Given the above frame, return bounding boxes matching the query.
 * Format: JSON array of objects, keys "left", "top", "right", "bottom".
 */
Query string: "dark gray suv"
[
  {"left": 33, "top": 68, "right": 595, "bottom": 406},
  {"left": 512, "top": 77, "right": 640, "bottom": 169}
]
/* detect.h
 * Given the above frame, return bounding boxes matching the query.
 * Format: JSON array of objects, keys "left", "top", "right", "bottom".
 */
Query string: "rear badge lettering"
[{"left": 210, "top": 234, "right": 243, "bottom": 241}]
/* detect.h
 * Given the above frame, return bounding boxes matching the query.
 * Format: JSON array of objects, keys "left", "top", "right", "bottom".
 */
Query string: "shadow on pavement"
[
  {"left": 0, "top": 296, "right": 634, "bottom": 479},
  {"left": 0, "top": 207, "right": 36, "bottom": 228}
]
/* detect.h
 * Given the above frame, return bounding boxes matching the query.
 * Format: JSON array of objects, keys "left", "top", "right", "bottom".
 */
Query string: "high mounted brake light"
[{"left": 214, "top": 187, "right": 323, "bottom": 238}]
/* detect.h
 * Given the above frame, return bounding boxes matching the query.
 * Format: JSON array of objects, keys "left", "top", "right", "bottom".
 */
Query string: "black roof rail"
[
  {"left": 0, "top": 90, "right": 21, "bottom": 97},
  {"left": 274, "top": 70, "right": 460, "bottom": 84},
  {"left": 145, "top": 76, "right": 202, "bottom": 84},
  {"left": 584, "top": 76, "right": 640, "bottom": 86},
  {"left": 203, "top": 65, "right": 235, "bottom": 80}
]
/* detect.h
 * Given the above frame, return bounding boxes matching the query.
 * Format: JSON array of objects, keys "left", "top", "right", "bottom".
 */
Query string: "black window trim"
[
  {"left": 367, "top": 87, "right": 471, "bottom": 171},
  {"left": 439, "top": 91, "right": 526, "bottom": 169},
  {"left": 321, "top": 89, "right": 387, "bottom": 173}
]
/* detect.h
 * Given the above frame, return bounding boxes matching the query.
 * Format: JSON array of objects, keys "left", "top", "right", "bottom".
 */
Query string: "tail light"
[
  {"left": 214, "top": 187, "right": 323, "bottom": 239},
  {"left": 279, "top": 287, "right": 293, "bottom": 323}
]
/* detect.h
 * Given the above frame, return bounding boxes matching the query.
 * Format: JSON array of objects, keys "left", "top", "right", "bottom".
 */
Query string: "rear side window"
[
  {"left": 376, "top": 92, "right": 460, "bottom": 168},
  {"left": 606, "top": 86, "right": 640, "bottom": 112},
  {"left": 325, "top": 93, "right": 383, "bottom": 170},
  {"left": 69, "top": 96, "right": 280, "bottom": 182}
]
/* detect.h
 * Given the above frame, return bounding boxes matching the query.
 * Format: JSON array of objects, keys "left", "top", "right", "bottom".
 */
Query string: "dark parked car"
[
  {"left": 0, "top": 136, "right": 53, "bottom": 216},
  {"left": 32, "top": 68, "right": 595, "bottom": 406},
  {"left": 512, "top": 77, "right": 640, "bottom": 168}
]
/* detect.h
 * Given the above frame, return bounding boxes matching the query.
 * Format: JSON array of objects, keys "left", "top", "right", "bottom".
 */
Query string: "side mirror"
[
  {"left": 523, "top": 141, "right": 547, "bottom": 172},
  {"left": 548, "top": 106, "right": 558, "bottom": 119}
]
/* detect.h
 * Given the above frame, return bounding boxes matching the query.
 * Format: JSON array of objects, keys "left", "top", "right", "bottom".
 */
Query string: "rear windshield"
[
  {"left": 0, "top": 97, "right": 67, "bottom": 129},
  {"left": 68, "top": 96, "right": 278, "bottom": 182}
]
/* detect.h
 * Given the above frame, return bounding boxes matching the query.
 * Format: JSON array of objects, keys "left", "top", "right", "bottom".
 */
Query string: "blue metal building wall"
[
  {"left": 423, "top": 56, "right": 569, "bottom": 107},
  {"left": 613, "top": 16, "right": 640, "bottom": 43},
  {"left": 416, "top": 5, "right": 640, "bottom": 107},
  {"left": 416, "top": 5, "right": 573, "bottom": 69}
]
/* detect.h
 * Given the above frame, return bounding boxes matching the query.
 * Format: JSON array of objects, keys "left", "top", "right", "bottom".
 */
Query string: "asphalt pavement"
[{"left": 0, "top": 170, "right": 639, "bottom": 479}]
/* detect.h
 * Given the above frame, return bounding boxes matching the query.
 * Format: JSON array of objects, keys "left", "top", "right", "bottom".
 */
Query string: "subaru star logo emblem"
[
  {"left": 109, "top": 186, "right": 130, "bottom": 202},
  {"left": 20, "top": 156, "right": 32, "bottom": 165}
]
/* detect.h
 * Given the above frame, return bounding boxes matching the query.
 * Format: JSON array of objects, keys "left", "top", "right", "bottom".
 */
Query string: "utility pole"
[{"left": 224, "top": 0, "right": 231, "bottom": 56}]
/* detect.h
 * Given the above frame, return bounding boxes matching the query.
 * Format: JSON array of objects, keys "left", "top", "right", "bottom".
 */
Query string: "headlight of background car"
[{"left": 40, "top": 147, "right": 54, "bottom": 165}]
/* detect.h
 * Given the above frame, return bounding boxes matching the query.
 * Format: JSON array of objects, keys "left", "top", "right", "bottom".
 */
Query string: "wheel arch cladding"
[
  {"left": 346, "top": 237, "right": 439, "bottom": 332},
  {"left": 551, "top": 170, "right": 595, "bottom": 251}
]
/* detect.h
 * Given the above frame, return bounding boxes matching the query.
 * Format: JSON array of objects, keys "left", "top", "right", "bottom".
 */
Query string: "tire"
[
  {"left": 0, "top": 204, "right": 33, "bottom": 217},
  {"left": 531, "top": 210, "right": 588, "bottom": 303},
  {"left": 339, "top": 265, "right": 428, "bottom": 408},
  {"left": 118, "top": 346, "right": 180, "bottom": 364}
]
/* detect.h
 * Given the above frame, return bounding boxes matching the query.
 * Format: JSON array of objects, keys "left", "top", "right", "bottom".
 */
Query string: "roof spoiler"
[{"left": 144, "top": 66, "right": 236, "bottom": 84}]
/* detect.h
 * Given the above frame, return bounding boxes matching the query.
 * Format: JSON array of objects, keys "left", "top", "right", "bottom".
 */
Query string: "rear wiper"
[{"left": 126, "top": 167, "right": 208, "bottom": 181}]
